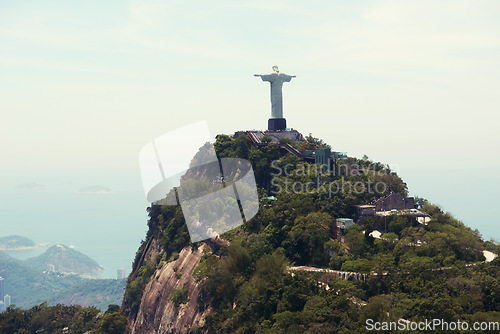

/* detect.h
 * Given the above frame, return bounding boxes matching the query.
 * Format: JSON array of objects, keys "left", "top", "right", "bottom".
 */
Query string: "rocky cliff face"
[
  {"left": 123, "top": 235, "right": 215, "bottom": 334},
  {"left": 121, "top": 139, "right": 248, "bottom": 333}
]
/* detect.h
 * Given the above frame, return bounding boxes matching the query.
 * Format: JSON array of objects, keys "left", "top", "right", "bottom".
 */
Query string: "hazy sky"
[{"left": 1, "top": 0, "right": 499, "bottom": 246}]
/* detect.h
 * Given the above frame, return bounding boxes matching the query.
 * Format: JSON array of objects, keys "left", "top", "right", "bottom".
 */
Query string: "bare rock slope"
[{"left": 127, "top": 243, "right": 212, "bottom": 334}]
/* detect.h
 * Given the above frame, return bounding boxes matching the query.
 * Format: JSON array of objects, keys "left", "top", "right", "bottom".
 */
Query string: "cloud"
[{"left": 77, "top": 185, "right": 112, "bottom": 194}]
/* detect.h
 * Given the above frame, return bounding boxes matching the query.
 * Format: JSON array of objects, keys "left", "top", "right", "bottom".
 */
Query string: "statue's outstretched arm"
[{"left": 254, "top": 74, "right": 261, "bottom": 77}]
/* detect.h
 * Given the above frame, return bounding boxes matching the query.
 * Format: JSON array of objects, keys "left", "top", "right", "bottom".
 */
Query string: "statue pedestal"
[{"left": 268, "top": 118, "right": 287, "bottom": 131}]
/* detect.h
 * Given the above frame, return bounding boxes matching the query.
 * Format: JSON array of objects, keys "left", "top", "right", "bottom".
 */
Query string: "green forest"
[
  {"left": 2, "top": 133, "right": 499, "bottom": 333},
  {"left": 124, "top": 133, "right": 500, "bottom": 333}
]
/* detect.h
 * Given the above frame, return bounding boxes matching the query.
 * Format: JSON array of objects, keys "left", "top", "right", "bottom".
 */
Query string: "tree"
[
  {"left": 360, "top": 295, "right": 400, "bottom": 324},
  {"left": 169, "top": 289, "right": 189, "bottom": 308},
  {"left": 422, "top": 202, "right": 442, "bottom": 216},
  {"left": 344, "top": 225, "right": 367, "bottom": 257},
  {"left": 99, "top": 312, "right": 128, "bottom": 334},
  {"left": 261, "top": 135, "right": 272, "bottom": 143},
  {"left": 341, "top": 258, "right": 372, "bottom": 273},
  {"left": 285, "top": 212, "right": 332, "bottom": 265},
  {"left": 388, "top": 216, "right": 407, "bottom": 235},
  {"left": 254, "top": 250, "right": 289, "bottom": 291}
]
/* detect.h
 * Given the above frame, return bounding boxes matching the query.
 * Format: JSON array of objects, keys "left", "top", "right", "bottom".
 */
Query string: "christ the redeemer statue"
[{"left": 254, "top": 65, "right": 296, "bottom": 120}]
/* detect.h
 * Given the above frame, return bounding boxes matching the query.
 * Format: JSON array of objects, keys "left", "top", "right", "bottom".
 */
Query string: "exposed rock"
[{"left": 127, "top": 243, "right": 212, "bottom": 334}]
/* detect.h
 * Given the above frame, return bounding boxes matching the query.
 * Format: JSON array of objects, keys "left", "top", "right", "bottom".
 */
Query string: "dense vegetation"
[
  {"left": 156, "top": 133, "right": 499, "bottom": 332},
  {"left": 4, "top": 133, "right": 499, "bottom": 332},
  {"left": 0, "top": 304, "right": 127, "bottom": 334},
  {"left": 46, "top": 279, "right": 127, "bottom": 311}
]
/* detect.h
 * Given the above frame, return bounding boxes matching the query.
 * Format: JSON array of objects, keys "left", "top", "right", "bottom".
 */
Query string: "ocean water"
[
  {"left": 3, "top": 247, "right": 48, "bottom": 260},
  {"left": 0, "top": 186, "right": 149, "bottom": 279}
]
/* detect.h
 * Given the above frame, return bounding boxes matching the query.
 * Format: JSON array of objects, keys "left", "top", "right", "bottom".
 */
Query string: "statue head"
[{"left": 272, "top": 65, "right": 279, "bottom": 73}]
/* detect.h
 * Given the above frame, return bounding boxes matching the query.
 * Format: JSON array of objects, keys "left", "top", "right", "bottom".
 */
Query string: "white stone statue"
[{"left": 254, "top": 65, "right": 296, "bottom": 119}]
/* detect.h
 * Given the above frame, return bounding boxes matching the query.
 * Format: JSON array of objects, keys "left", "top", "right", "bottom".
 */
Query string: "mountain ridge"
[
  {"left": 121, "top": 131, "right": 500, "bottom": 333},
  {"left": 24, "top": 244, "right": 103, "bottom": 275}
]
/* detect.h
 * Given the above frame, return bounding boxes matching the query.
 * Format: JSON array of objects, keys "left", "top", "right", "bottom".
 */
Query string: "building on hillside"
[
  {"left": 235, "top": 128, "right": 306, "bottom": 145},
  {"left": 117, "top": 268, "right": 127, "bottom": 280},
  {"left": 372, "top": 192, "right": 415, "bottom": 212},
  {"left": 353, "top": 204, "right": 376, "bottom": 221},
  {"left": 336, "top": 218, "right": 354, "bottom": 230},
  {"left": 375, "top": 209, "right": 432, "bottom": 229},
  {"left": 334, "top": 218, "right": 354, "bottom": 240},
  {"left": 0, "top": 277, "right": 4, "bottom": 301},
  {"left": 369, "top": 230, "right": 382, "bottom": 239},
  {"left": 333, "top": 151, "right": 347, "bottom": 160},
  {"left": 3, "top": 295, "right": 11, "bottom": 309},
  {"left": 314, "top": 148, "right": 331, "bottom": 169},
  {"left": 353, "top": 193, "right": 418, "bottom": 223}
]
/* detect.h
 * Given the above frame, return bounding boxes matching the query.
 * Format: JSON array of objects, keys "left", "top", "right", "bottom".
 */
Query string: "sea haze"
[
  {"left": 0, "top": 185, "right": 148, "bottom": 279},
  {"left": 3, "top": 247, "right": 48, "bottom": 261}
]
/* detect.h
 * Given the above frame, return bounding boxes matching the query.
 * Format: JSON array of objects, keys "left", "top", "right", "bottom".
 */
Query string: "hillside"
[
  {"left": 45, "top": 278, "right": 127, "bottom": 311},
  {"left": 24, "top": 244, "right": 103, "bottom": 275},
  {"left": 122, "top": 132, "right": 500, "bottom": 333},
  {"left": 2, "top": 132, "right": 498, "bottom": 332},
  {"left": 0, "top": 235, "right": 35, "bottom": 250},
  {"left": 0, "top": 250, "right": 79, "bottom": 309},
  {"left": 0, "top": 250, "right": 123, "bottom": 310}
]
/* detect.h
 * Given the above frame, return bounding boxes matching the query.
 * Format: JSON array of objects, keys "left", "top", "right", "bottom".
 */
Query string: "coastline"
[{"left": 0, "top": 243, "right": 49, "bottom": 251}]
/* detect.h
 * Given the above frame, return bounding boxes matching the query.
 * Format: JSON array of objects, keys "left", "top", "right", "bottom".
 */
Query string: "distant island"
[
  {"left": 14, "top": 182, "right": 46, "bottom": 190},
  {"left": 0, "top": 235, "right": 48, "bottom": 251}
]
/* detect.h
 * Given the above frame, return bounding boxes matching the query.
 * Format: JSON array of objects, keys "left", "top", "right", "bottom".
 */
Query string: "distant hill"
[
  {"left": 0, "top": 250, "right": 82, "bottom": 308},
  {"left": 0, "top": 235, "right": 36, "bottom": 250},
  {"left": 0, "top": 250, "right": 124, "bottom": 310},
  {"left": 46, "top": 279, "right": 127, "bottom": 310},
  {"left": 24, "top": 245, "right": 103, "bottom": 275}
]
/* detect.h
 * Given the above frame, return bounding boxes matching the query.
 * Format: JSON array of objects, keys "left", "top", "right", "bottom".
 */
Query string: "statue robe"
[{"left": 259, "top": 72, "right": 293, "bottom": 119}]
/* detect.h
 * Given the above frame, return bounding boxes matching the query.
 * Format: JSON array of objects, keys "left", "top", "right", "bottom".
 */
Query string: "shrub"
[{"left": 170, "top": 289, "right": 189, "bottom": 308}]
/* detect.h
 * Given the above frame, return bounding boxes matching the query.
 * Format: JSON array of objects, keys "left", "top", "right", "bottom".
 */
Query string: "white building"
[
  {"left": 336, "top": 218, "right": 354, "bottom": 230},
  {"left": 3, "top": 295, "right": 11, "bottom": 309},
  {"left": 0, "top": 277, "right": 4, "bottom": 300},
  {"left": 117, "top": 268, "right": 127, "bottom": 280}
]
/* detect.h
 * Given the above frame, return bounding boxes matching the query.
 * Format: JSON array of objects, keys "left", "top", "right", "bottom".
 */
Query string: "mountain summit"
[{"left": 25, "top": 245, "right": 103, "bottom": 275}]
